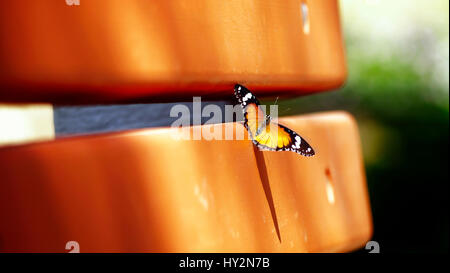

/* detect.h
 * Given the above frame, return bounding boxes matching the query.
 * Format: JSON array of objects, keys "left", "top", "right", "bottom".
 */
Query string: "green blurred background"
[{"left": 277, "top": 0, "right": 449, "bottom": 253}]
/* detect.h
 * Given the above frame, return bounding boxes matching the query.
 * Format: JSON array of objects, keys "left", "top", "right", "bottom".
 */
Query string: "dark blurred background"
[{"left": 275, "top": 0, "right": 449, "bottom": 253}]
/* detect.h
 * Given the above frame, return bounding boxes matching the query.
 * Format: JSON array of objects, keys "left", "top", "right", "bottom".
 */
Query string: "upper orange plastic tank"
[{"left": 0, "top": 0, "right": 346, "bottom": 103}]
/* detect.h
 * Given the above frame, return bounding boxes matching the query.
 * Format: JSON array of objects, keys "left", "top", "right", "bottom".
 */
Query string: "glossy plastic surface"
[
  {"left": 0, "top": 0, "right": 346, "bottom": 103},
  {"left": 0, "top": 112, "right": 372, "bottom": 252}
]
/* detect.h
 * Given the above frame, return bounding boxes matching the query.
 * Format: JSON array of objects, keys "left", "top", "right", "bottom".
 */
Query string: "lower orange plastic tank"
[{"left": 0, "top": 111, "right": 372, "bottom": 252}]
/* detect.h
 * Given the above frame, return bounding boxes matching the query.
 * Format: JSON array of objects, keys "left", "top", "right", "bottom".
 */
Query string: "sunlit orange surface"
[
  {"left": 0, "top": 0, "right": 346, "bottom": 103},
  {"left": 0, "top": 112, "right": 372, "bottom": 252}
]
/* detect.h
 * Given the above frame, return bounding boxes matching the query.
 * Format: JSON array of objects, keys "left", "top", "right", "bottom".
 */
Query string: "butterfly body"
[{"left": 234, "top": 84, "right": 315, "bottom": 157}]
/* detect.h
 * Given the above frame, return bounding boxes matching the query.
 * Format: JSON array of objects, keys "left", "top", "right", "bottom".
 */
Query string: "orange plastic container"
[
  {"left": 0, "top": 112, "right": 372, "bottom": 252},
  {"left": 0, "top": 0, "right": 346, "bottom": 103}
]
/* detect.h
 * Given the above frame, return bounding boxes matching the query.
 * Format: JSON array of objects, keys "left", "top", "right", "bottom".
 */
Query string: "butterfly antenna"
[{"left": 278, "top": 107, "right": 292, "bottom": 116}]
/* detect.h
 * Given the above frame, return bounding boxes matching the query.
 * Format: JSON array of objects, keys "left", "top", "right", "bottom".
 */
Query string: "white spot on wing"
[
  {"left": 295, "top": 135, "right": 301, "bottom": 148},
  {"left": 242, "top": 93, "right": 252, "bottom": 102}
]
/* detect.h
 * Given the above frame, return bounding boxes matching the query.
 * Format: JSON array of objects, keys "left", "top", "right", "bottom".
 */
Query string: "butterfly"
[{"left": 234, "top": 84, "right": 315, "bottom": 157}]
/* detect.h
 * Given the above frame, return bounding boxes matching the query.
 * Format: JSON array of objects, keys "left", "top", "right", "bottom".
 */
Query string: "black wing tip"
[
  {"left": 299, "top": 149, "right": 315, "bottom": 157},
  {"left": 252, "top": 139, "right": 316, "bottom": 157},
  {"left": 234, "top": 84, "right": 245, "bottom": 90},
  {"left": 306, "top": 145, "right": 316, "bottom": 156},
  {"left": 234, "top": 84, "right": 248, "bottom": 95},
  {"left": 299, "top": 141, "right": 315, "bottom": 157},
  {"left": 290, "top": 146, "right": 315, "bottom": 157},
  {"left": 234, "top": 84, "right": 260, "bottom": 108}
]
